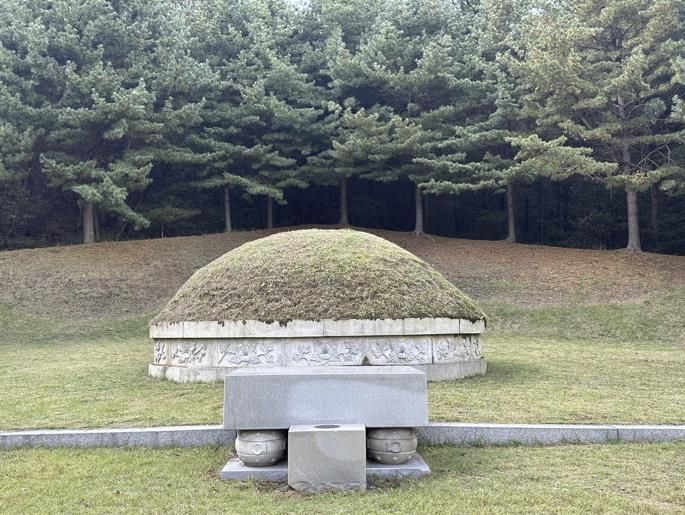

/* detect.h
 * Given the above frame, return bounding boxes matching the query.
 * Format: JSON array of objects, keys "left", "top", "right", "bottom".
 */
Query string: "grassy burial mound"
[{"left": 152, "top": 229, "right": 486, "bottom": 325}]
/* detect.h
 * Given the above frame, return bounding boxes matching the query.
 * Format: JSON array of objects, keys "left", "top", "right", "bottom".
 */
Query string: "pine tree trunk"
[
  {"left": 650, "top": 184, "right": 658, "bottom": 240},
  {"left": 618, "top": 97, "right": 641, "bottom": 252},
  {"left": 223, "top": 186, "right": 232, "bottom": 232},
  {"left": 339, "top": 177, "right": 349, "bottom": 226},
  {"left": 82, "top": 201, "right": 95, "bottom": 244},
  {"left": 625, "top": 188, "right": 641, "bottom": 251},
  {"left": 93, "top": 204, "right": 100, "bottom": 242},
  {"left": 414, "top": 184, "right": 424, "bottom": 235},
  {"left": 505, "top": 182, "right": 516, "bottom": 242},
  {"left": 266, "top": 197, "right": 274, "bottom": 229}
]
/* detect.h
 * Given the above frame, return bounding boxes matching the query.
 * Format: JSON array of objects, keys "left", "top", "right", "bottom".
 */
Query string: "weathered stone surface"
[
  {"left": 217, "top": 341, "right": 284, "bottom": 367},
  {"left": 367, "top": 428, "right": 417, "bottom": 465},
  {"left": 615, "top": 425, "right": 685, "bottom": 442},
  {"left": 223, "top": 366, "right": 428, "bottom": 429},
  {"left": 169, "top": 342, "right": 212, "bottom": 367},
  {"left": 152, "top": 341, "right": 169, "bottom": 365},
  {"left": 149, "top": 364, "right": 228, "bottom": 383},
  {"left": 0, "top": 426, "right": 235, "bottom": 449},
  {"left": 411, "top": 359, "right": 486, "bottom": 381},
  {"left": 220, "top": 458, "right": 288, "bottom": 481},
  {"left": 288, "top": 424, "right": 366, "bottom": 492},
  {"left": 285, "top": 339, "right": 366, "bottom": 366},
  {"left": 150, "top": 316, "right": 487, "bottom": 383},
  {"left": 235, "top": 430, "right": 287, "bottom": 467},
  {"left": 321, "top": 318, "right": 405, "bottom": 337},
  {"left": 242, "top": 320, "right": 325, "bottom": 338},
  {"left": 5, "top": 424, "right": 685, "bottom": 451},
  {"left": 183, "top": 321, "right": 245, "bottom": 338},
  {"left": 366, "top": 453, "right": 430, "bottom": 480},
  {"left": 366, "top": 337, "right": 432, "bottom": 365},
  {"left": 415, "top": 423, "right": 619, "bottom": 446},
  {"left": 459, "top": 319, "right": 486, "bottom": 334},
  {"left": 219, "top": 454, "right": 431, "bottom": 482},
  {"left": 149, "top": 322, "right": 184, "bottom": 339},
  {"left": 151, "top": 317, "right": 483, "bottom": 340},
  {"left": 432, "top": 335, "right": 481, "bottom": 363}
]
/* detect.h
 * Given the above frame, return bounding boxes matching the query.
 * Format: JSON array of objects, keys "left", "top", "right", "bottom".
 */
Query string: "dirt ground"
[{"left": 1, "top": 226, "right": 683, "bottom": 320}]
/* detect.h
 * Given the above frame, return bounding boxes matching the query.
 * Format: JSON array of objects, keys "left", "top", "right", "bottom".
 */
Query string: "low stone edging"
[
  {"left": 0, "top": 425, "right": 236, "bottom": 450},
  {"left": 2, "top": 423, "right": 685, "bottom": 450}
]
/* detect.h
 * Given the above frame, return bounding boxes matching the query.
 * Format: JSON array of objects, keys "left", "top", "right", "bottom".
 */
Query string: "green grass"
[
  {"left": 1, "top": 443, "right": 683, "bottom": 513},
  {"left": 1, "top": 292, "right": 684, "bottom": 429}
]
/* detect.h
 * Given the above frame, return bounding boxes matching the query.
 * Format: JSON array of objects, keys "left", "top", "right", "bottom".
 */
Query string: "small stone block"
[
  {"left": 220, "top": 458, "right": 288, "bottom": 481},
  {"left": 366, "top": 453, "right": 431, "bottom": 480},
  {"left": 288, "top": 424, "right": 366, "bottom": 492},
  {"left": 223, "top": 366, "right": 428, "bottom": 429}
]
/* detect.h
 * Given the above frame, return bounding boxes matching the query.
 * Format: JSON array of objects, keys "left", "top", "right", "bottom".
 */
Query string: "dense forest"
[{"left": 1, "top": 0, "right": 684, "bottom": 253}]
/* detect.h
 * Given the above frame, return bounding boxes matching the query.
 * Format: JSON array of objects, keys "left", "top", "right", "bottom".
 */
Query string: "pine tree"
[
  {"left": 519, "top": 0, "right": 685, "bottom": 251},
  {"left": 179, "top": 0, "right": 330, "bottom": 230},
  {"left": 0, "top": 0, "right": 176, "bottom": 243}
]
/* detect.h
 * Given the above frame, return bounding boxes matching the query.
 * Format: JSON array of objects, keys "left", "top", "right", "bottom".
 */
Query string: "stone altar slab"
[{"left": 223, "top": 366, "right": 428, "bottom": 429}]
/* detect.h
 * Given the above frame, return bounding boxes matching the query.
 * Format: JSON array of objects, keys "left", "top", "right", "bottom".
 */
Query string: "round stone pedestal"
[
  {"left": 235, "top": 430, "right": 287, "bottom": 467},
  {"left": 367, "top": 428, "right": 418, "bottom": 464}
]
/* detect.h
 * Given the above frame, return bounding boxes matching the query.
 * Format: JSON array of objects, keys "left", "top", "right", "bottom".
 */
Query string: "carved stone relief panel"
[
  {"left": 286, "top": 338, "right": 365, "bottom": 366},
  {"left": 171, "top": 342, "right": 210, "bottom": 366},
  {"left": 366, "top": 337, "right": 432, "bottom": 365},
  {"left": 153, "top": 341, "right": 168, "bottom": 365},
  {"left": 433, "top": 335, "right": 482, "bottom": 363},
  {"left": 217, "top": 341, "right": 283, "bottom": 367}
]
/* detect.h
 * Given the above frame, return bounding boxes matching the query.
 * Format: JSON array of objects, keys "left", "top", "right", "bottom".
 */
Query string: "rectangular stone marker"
[
  {"left": 223, "top": 366, "right": 428, "bottom": 429},
  {"left": 288, "top": 424, "right": 366, "bottom": 492}
]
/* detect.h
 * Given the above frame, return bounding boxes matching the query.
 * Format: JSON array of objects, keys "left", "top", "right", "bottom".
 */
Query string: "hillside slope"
[{"left": 1, "top": 227, "right": 684, "bottom": 320}]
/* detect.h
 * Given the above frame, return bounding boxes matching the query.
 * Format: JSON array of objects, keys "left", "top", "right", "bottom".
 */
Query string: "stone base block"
[
  {"left": 220, "top": 458, "right": 288, "bottom": 481},
  {"left": 366, "top": 454, "right": 430, "bottom": 480},
  {"left": 288, "top": 424, "right": 366, "bottom": 492},
  {"left": 412, "top": 358, "right": 486, "bottom": 381},
  {"left": 148, "top": 364, "right": 224, "bottom": 383},
  {"left": 220, "top": 454, "right": 430, "bottom": 482}
]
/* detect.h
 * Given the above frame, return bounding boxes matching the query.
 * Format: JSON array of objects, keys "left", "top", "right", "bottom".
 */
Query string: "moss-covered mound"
[{"left": 152, "top": 229, "right": 486, "bottom": 325}]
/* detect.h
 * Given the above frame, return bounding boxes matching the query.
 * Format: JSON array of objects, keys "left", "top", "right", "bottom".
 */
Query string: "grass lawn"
[
  {"left": 1, "top": 292, "right": 684, "bottom": 429},
  {"left": 1, "top": 443, "right": 683, "bottom": 513},
  {"left": 1, "top": 230, "right": 684, "bottom": 430}
]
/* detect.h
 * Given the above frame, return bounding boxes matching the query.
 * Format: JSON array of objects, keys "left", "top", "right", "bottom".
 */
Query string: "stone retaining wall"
[{"left": 149, "top": 318, "right": 486, "bottom": 383}]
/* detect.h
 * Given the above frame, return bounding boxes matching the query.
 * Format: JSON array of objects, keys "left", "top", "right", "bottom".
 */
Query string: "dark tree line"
[{"left": 1, "top": 0, "right": 684, "bottom": 253}]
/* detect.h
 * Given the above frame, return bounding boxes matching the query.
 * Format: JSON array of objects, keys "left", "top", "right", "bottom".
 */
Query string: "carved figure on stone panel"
[
  {"left": 435, "top": 338, "right": 456, "bottom": 361},
  {"left": 471, "top": 337, "right": 482, "bottom": 359},
  {"left": 153, "top": 341, "right": 167, "bottom": 364},
  {"left": 369, "top": 339, "right": 427, "bottom": 364},
  {"left": 291, "top": 341, "right": 362, "bottom": 365},
  {"left": 172, "top": 343, "right": 207, "bottom": 365},
  {"left": 435, "top": 336, "right": 480, "bottom": 362},
  {"left": 218, "top": 343, "right": 278, "bottom": 366}
]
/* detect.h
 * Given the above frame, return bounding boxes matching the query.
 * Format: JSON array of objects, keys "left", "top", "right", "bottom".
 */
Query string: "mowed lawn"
[
  {"left": 1, "top": 444, "right": 683, "bottom": 513},
  {"left": 1, "top": 229, "right": 684, "bottom": 430},
  {"left": 1, "top": 292, "right": 684, "bottom": 429}
]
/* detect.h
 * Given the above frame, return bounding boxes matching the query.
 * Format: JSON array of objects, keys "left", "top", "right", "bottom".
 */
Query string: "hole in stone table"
[{"left": 314, "top": 424, "right": 340, "bottom": 429}]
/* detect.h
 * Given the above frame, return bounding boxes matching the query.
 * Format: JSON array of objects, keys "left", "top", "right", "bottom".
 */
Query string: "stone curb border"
[{"left": 2, "top": 423, "right": 685, "bottom": 450}]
